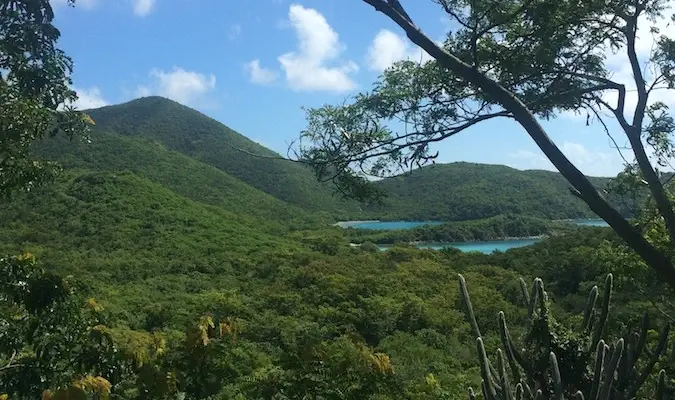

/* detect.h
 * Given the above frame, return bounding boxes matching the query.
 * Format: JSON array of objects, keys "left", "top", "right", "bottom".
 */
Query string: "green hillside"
[
  {"left": 33, "top": 130, "right": 319, "bottom": 231},
  {"left": 0, "top": 169, "right": 305, "bottom": 323},
  {"left": 366, "top": 162, "right": 625, "bottom": 221},
  {"left": 82, "top": 96, "right": 361, "bottom": 216},
  {"left": 43, "top": 97, "right": 631, "bottom": 225}
]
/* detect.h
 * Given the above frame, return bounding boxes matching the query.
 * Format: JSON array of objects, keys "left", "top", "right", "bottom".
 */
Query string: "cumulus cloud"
[
  {"left": 366, "top": 29, "right": 433, "bottom": 72},
  {"left": 132, "top": 0, "right": 155, "bottom": 16},
  {"left": 245, "top": 60, "right": 278, "bottom": 85},
  {"left": 509, "top": 141, "right": 620, "bottom": 177},
  {"left": 69, "top": 86, "right": 108, "bottom": 110},
  {"left": 136, "top": 67, "right": 217, "bottom": 107},
  {"left": 276, "top": 4, "right": 358, "bottom": 93}
]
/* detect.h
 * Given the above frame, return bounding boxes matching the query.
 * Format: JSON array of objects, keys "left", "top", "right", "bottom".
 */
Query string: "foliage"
[
  {"left": 367, "top": 163, "right": 645, "bottom": 221},
  {"left": 0, "top": 174, "right": 672, "bottom": 398},
  {"left": 0, "top": 0, "right": 92, "bottom": 198},
  {"left": 33, "top": 129, "right": 318, "bottom": 231},
  {"left": 0, "top": 253, "right": 123, "bottom": 399},
  {"left": 459, "top": 272, "right": 674, "bottom": 399},
  {"left": 294, "top": 0, "right": 675, "bottom": 288},
  {"left": 76, "top": 96, "right": 363, "bottom": 216}
]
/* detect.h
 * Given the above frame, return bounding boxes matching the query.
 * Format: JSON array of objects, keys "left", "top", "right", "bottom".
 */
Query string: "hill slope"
[
  {"left": 367, "top": 162, "right": 624, "bottom": 221},
  {"left": 0, "top": 169, "right": 304, "bottom": 322},
  {"left": 33, "top": 130, "right": 319, "bottom": 230},
  {"left": 83, "top": 96, "right": 361, "bottom": 216}
]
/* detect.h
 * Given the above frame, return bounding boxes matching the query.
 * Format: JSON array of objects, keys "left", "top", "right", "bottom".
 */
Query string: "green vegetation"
[
  {"left": 366, "top": 163, "right": 638, "bottom": 221},
  {"left": 0, "top": 0, "right": 92, "bottom": 197},
  {"left": 33, "top": 130, "right": 319, "bottom": 230},
  {"left": 2, "top": 0, "right": 675, "bottom": 398},
  {"left": 36, "top": 96, "right": 645, "bottom": 226},
  {"left": 73, "top": 96, "right": 363, "bottom": 218},
  {"left": 295, "top": 0, "right": 675, "bottom": 289},
  {"left": 347, "top": 214, "right": 581, "bottom": 245}
]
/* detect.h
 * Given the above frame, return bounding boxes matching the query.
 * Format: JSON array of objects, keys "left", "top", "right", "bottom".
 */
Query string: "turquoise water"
[
  {"left": 339, "top": 218, "right": 609, "bottom": 254},
  {"left": 341, "top": 218, "right": 609, "bottom": 230},
  {"left": 378, "top": 238, "right": 542, "bottom": 254}
]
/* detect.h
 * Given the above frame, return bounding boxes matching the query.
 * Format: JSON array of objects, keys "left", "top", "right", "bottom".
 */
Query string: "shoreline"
[
  {"left": 351, "top": 234, "right": 547, "bottom": 248},
  {"left": 333, "top": 220, "right": 381, "bottom": 228}
]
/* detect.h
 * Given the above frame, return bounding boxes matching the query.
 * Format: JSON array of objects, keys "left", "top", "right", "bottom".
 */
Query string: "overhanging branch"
[{"left": 362, "top": 0, "right": 675, "bottom": 288}]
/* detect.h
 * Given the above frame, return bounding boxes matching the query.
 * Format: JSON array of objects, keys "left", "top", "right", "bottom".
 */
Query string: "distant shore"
[
  {"left": 350, "top": 234, "right": 547, "bottom": 248},
  {"left": 333, "top": 220, "right": 381, "bottom": 228}
]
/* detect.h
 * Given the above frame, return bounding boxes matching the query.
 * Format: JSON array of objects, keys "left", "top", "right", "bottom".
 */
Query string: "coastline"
[
  {"left": 351, "top": 234, "right": 547, "bottom": 248},
  {"left": 333, "top": 220, "right": 381, "bottom": 228}
]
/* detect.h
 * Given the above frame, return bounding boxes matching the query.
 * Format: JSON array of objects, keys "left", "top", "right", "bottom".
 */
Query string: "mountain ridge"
[{"left": 39, "top": 96, "right": 632, "bottom": 224}]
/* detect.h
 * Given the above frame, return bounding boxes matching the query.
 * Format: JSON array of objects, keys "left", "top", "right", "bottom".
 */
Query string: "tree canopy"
[
  {"left": 294, "top": 0, "right": 675, "bottom": 288},
  {"left": 0, "top": 0, "right": 92, "bottom": 198}
]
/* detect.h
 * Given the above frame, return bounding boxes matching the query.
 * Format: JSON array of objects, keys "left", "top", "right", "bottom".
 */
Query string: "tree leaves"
[{"left": 0, "top": 0, "right": 92, "bottom": 199}]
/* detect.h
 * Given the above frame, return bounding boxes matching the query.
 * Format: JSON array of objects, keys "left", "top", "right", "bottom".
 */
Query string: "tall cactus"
[{"left": 459, "top": 273, "right": 673, "bottom": 399}]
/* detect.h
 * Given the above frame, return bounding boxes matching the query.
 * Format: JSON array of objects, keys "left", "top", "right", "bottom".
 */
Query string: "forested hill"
[
  {"left": 34, "top": 97, "right": 634, "bottom": 224},
  {"left": 81, "top": 96, "right": 361, "bottom": 216},
  {"left": 366, "top": 162, "right": 630, "bottom": 221}
]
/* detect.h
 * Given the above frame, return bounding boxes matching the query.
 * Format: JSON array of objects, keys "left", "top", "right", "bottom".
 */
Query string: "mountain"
[
  {"left": 33, "top": 129, "right": 318, "bottom": 231},
  {"left": 366, "top": 162, "right": 626, "bottom": 221},
  {"left": 34, "top": 97, "right": 634, "bottom": 225},
  {"left": 81, "top": 96, "right": 361, "bottom": 217}
]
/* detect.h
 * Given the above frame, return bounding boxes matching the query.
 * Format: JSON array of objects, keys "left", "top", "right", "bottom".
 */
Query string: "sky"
[{"left": 49, "top": 0, "right": 675, "bottom": 178}]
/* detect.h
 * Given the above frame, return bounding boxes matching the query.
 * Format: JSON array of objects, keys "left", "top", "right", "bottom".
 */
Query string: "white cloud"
[
  {"left": 561, "top": 3, "right": 675, "bottom": 121},
  {"left": 245, "top": 60, "right": 278, "bottom": 85},
  {"left": 276, "top": 4, "right": 358, "bottom": 93},
  {"left": 132, "top": 0, "right": 155, "bottom": 16},
  {"left": 366, "top": 29, "right": 434, "bottom": 72},
  {"left": 509, "top": 141, "right": 620, "bottom": 177},
  {"left": 136, "top": 67, "right": 216, "bottom": 107},
  {"left": 228, "top": 24, "right": 242, "bottom": 40},
  {"left": 70, "top": 86, "right": 108, "bottom": 110}
]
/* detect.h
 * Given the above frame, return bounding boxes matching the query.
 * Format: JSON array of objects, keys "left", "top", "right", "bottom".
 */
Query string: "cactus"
[{"left": 459, "top": 273, "right": 673, "bottom": 399}]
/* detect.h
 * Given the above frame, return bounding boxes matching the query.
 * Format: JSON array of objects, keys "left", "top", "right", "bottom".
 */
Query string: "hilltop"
[
  {"left": 35, "top": 97, "right": 632, "bottom": 224},
  {"left": 32, "top": 97, "right": 637, "bottom": 226},
  {"left": 81, "top": 96, "right": 362, "bottom": 217},
  {"left": 366, "top": 162, "right": 627, "bottom": 221}
]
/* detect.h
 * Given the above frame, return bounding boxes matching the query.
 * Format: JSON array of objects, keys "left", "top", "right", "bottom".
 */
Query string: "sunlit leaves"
[
  {"left": 0, "top": 254, "right": 123, "bottom": 398},
  {"left": 0, "top": 0, "right": 92, "bottom": 198},
  {"left": 644, "top": 102, "right": 675, "bottom": 168}
]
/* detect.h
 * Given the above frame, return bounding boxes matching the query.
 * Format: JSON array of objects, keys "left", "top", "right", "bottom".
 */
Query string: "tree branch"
[
  {"left": 361, "top": 0, "right": 675, "bottom": 288},
  {"left": 623, "top": 9, "right": 675, "bottom": 247}
]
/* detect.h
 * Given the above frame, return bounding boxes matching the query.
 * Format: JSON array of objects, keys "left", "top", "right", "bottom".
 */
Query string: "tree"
[
  {"left": 0, "top": 0, "right": 93, "bottom": 198},
  {"left": 0, "top": 253, "right": 122, "bottom": 399},
  {"left": 293, "top": 0, "right": 675, "bottom": 289}
]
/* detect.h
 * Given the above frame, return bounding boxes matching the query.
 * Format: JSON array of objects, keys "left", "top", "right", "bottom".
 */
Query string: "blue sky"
[{"left": 50, "top": 0, "right": 670, "bottom": 178}]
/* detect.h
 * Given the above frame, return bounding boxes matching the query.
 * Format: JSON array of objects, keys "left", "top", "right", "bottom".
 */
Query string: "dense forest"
[
  {"left": 1, "top": 98, "right": 673, "bottom": 399},
  {"left": 3, "top": 0, "right": 675, "bottom": 398},
  {"left": 366, "top": 163, "right": 644, "bottom": 221},
  {"left": 34, "top": 97, "right": 639, "bottom": 225}
]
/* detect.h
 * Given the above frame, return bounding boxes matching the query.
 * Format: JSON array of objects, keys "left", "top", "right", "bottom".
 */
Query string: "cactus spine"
[{"left": 459, "top": 273, "right": 672, "bottom": 399}]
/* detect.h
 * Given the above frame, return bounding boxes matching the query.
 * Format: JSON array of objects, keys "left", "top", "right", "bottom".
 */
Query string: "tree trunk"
[{"left": 362, "top": 0, "right": 675, "bottom": 289}]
